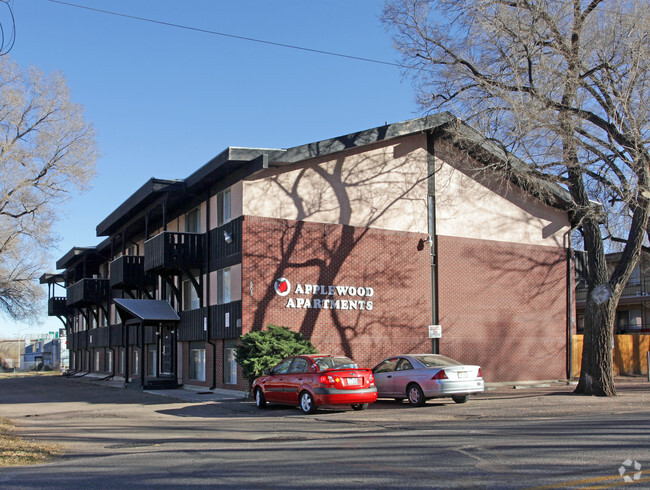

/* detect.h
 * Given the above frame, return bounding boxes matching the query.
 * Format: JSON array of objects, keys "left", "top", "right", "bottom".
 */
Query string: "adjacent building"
[
  {"left": 574, "top": 251, "right": 650, "bottom": 376},
  {"left": 43, "top": 113, "right": 574, "bottom": 391}
]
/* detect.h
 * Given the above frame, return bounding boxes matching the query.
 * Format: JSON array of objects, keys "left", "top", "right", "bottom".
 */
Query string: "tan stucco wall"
[
  {"left": 242, "top": 133, "right": 569, "bottom": 247},
  {"left": 243, "top": 135, "right": 430, "bottom": 233},
  {"left": 434, "top": 139, "right": 570, "bottom": 247}
]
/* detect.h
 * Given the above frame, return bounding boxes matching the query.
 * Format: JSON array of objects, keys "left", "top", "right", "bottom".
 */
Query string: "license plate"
[
  {"left": 346, "top": 377, "right": 360, "bottom": 386},
  {"left": 457, "top": 371, "right": 468, "bottom": 378}
]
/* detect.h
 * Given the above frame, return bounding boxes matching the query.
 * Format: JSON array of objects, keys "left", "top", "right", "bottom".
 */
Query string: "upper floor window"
[
  {"left": 217, "top": 189, "right": 231, "bottom": 227},
  {"left": 183, "top": 276, "right": 201, "bottom": 311},
  {"left": 186, "top": 206, "right": 201, "bottom": 233},
  {"left": 217, "top": 267, "right": 231, "bottom": 304}
]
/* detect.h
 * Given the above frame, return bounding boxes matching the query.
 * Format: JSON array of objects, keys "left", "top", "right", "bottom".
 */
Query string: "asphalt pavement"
[{"left": 1, "top": 374, "right": 649, "bottom": 489}]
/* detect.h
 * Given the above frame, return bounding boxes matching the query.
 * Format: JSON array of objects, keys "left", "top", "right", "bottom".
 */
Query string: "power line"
[
  {"left": 47, "top": 0, "right": 406, "bottom": 69},
  {"left": 0, "top": 0, "right": 16, "bottom": 55}
]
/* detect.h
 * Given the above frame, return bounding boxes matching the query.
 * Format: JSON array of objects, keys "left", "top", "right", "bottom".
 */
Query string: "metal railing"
[{"left": 576, "top": 277, "right": 650, "bottom": 302}]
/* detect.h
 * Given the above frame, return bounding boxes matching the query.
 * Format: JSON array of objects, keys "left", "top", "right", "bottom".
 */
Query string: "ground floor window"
[
  {"left": 107, "top": 350, "right": 113, "bottom": 373},
  {"left": 190, "top": 348, "right": 206, "bottom": 381},
  {"left": 148, "top": 346, "right": 157, "bottom": 376},
  {"left": 224, "top": 340, "right": 237, "bottom": 385},
  {"left": 119, "top": 348, "right": 125, "bottom": 375},
  {"left": 133, "top": 350, "right": 139, "bottom": 375}
]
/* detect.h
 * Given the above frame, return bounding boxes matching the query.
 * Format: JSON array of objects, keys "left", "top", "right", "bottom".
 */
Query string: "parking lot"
[{"left": 1, "top": 374, "right": 649, "bottom": 488}]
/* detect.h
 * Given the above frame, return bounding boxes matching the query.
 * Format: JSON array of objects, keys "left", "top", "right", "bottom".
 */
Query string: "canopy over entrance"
[{"left": 114, "top": 298, "right": 180, "bottom": 324}]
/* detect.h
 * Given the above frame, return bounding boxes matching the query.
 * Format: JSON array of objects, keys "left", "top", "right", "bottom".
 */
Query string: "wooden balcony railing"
[
  {"left": 576, "top": 276, "right": 650, "bottom": 302},
  {"left": 110, "top": 255, "right": 154, "bottom": 289},
  {"left": 66, "top": 278, "right": 110, "bottom": 307},
  {"left": 48, "top": 297, "right": 68, "bottom": 316},
  {"left": 144, "top": 232, "right": 204, "bottom": 274}
]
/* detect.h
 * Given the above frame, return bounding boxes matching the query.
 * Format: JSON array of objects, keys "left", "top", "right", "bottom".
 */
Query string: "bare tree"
[
  {"left": 383, "top": 0, "right": 650, "bottom": 395},
  {"left": 0, "top": 57, "right": 98, "bottom": 320}
]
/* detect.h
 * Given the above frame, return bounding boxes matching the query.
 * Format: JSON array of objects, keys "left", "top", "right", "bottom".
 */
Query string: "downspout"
[
  {"left": 427, "top": 132, "right": 440, "bottom": 354},
  {"left": 205, "top": 193, "right": 217, "bottom": 390},
  {"left": 140, "top": 320, "right": 145, "bottom": 389},
  {"left": 123, "top": 322, "right": 129, "bottom": 388},
  {"left": 566, "top": 231, "right": 575, "bottom": 379}
]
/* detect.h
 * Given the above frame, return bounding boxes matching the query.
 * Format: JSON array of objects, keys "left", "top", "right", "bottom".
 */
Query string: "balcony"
[
  {"left": 576, "top": 276, "right": 650, "bottom": 303},
  {"left": 144, "top": 231, "right": 204, "bottom": 274},
  {"left": 48, "top": 296, "right": 68, "bottom": 316},
  {"left": 66, "top": 278, "right": 111, "bottom": 307},
  {"left": 110, "top": 255, "right": 154, "bottom": 290}
]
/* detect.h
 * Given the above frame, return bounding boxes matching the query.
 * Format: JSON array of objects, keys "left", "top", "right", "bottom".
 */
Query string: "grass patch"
[
  {"left": 0, "top": 371, "right": 60, "bottom": 380},
  {"left": 0, "top": 417, "right": 63, "bottom": 467}
]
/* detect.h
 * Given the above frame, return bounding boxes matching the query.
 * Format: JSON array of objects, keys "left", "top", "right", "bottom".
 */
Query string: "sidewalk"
[{"left": 73, "top": 372, "right": 649, "bottom": 404}]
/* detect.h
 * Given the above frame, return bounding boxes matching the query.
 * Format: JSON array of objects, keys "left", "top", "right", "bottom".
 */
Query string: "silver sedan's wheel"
[
  {"left": 452, "top": 394, "right": 469, "bottom": 404},
  {"left": 300, "top": 391, "right": 317, "bottom": 414},
  {"left": 407, "top": 383, "right": 426, "bottom": 407}
]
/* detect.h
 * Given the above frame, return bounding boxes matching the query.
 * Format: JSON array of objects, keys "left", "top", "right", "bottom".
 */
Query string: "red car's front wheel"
[{"left": 255, "top": 388, "right": 267, "bottom": 409}]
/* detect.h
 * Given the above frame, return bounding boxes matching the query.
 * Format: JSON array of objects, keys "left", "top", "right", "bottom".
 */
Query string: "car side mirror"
[{"left": 264, "top": 369, "right": 271, "bottom": 375}]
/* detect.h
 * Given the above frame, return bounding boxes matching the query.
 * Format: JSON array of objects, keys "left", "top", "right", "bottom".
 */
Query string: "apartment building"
[{"left": 43, "top": 113, "right": 573, "bottom": 390}]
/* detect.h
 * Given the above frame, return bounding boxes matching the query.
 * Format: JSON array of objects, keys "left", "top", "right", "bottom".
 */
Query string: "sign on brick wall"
[{"left": 274, "top": 277, "right": 375, "bottom": 311}]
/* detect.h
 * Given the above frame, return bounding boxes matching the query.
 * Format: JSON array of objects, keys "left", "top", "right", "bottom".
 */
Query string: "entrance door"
[{"left": 160, "top": 326, "right": 174, "bottom": 375}]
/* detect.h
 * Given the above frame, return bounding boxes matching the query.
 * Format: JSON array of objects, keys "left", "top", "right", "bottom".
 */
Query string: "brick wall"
[
  {"left": 437, "top": 235, "right": 568, "bottom": 382},
  {"left": 241, "top": 216, "right": 433, "bottom": 369}
]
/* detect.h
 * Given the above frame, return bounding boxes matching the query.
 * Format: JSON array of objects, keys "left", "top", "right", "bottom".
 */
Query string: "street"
[{"left": 1, "top": 375, "right": 649, "bottom": 489}]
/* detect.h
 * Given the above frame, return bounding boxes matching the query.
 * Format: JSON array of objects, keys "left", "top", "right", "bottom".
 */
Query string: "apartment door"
[{"left": 160, "top": 325, "right": 174, "bottom": 376}]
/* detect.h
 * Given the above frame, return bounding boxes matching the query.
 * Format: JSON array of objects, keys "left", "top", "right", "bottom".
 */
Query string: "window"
[
  {"left": 272, "top": 358, "right": 292, "bottom": 374},
  {"left": 147, "top": 346, "right": 157, "bottom": 376},
  {"left": 224, "top": 340, "right": 237, "bottom": 384},
  {"left": 107, "top": 350, "right": 113, "bottom": 373},
  {"left": 396, "top": 359, "right": 414, "bottom": 371},
  {"left": 217, "top": 188, "right": 231, "bottom": 226},
  {"left": 94, "top": 351, "right": 100, "bottom": 371},
  {"left": 289, "top": 357, "right": 309, "bottom": 373},
  {"left": 183, "top": 277, "right": 200, "bottom": 311},
  {"left": 119, "top": 348, "right": 125, "bottom": 375},
  {"left": 629, "top": 265, "right": 641, "bottom": 285},
  {"left": 133, "top": 350, "right": 139, "bottom": 375},
  {"left": 186, "top": 206, "right": 201, "bottom": 233},
  {"left": 190, "top": 348, "right": 206, "bottom": 381},
  {"left": 217, "top": 268, "right": 231, "bottom": 304}
]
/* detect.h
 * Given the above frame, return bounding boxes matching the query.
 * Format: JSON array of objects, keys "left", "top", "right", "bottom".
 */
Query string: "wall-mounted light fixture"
[
  {"left": 224, "top": 231, "right": 233, "bottom": 244},
  {"left": 417, "top": 235, "right": 434, "bottom": 251}
]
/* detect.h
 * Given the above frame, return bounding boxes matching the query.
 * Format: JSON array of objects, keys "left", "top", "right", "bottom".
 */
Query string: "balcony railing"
[
  {"left": 576, "top": 276, "right": 650, "bottom": 302},
  {"left": 48, "top": 297, "right": 68, "bottom": 316},
  {"left": 110, "top": 255, "right": 154, "bottom": 289},
  {"left": 144, "top": 232, "right": 204, "bottom": 274},
  {"left": 66, "top": 278, "right": 110, "bottom": 307}
]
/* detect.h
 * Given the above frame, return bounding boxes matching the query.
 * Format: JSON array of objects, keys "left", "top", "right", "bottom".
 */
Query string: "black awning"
[{"left": 114, "top": 299, "right": 180, "bottom": 323}]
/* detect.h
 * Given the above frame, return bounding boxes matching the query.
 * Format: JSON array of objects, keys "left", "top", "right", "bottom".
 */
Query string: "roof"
[
  {"left": 86, "top": 112, "right": 571, "bottom": 245},
  {"left": 113, "top": 299, "right": 180, "bottom": 323}
]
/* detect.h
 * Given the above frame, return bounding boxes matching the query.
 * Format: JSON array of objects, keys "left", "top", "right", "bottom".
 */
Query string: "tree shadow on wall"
[{"left": 246, "top": 146, "right": 431, "bottom": 358}]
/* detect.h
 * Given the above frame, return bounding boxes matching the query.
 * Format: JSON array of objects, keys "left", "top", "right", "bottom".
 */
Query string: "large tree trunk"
[
  {"left": 572, "top": 207, "right": 617, "bottom": 396},
  {"left": 575, "top": 294, "right": 616, "bottom": 396}
]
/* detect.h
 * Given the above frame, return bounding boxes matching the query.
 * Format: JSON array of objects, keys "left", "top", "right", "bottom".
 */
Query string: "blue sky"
[{"left": 2, "top": 0, "right": 420, "bottom": 338}]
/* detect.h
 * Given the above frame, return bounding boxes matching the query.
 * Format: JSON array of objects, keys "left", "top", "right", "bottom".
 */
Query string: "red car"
[{"left": 252, "top": 355, "right": 377, "bottom": 413}]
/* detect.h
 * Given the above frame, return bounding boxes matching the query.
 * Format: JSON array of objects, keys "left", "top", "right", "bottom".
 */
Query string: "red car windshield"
[{"left": 313, "top": 356, "right": 358, "bottom": 371}]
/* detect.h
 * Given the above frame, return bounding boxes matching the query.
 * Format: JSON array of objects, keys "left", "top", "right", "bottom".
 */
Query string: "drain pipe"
[
  {"left": 427, "top": 132, "right": 439, "bottom": 354},
  {"left": 205, "top": 194, "right": 217, "bottom": 390}
]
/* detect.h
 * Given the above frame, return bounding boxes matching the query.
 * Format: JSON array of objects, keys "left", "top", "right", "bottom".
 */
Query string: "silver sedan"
[{"left": 372, "top": 354, "right": 484, "bottom": 406}]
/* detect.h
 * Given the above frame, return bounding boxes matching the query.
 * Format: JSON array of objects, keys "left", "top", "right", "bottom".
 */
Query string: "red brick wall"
[
  {"left": 241, "top": 216, "right": 433, "bottom": 369},
  {"left": 437, "top": 235, "right": 568, "bottom": 382}
]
